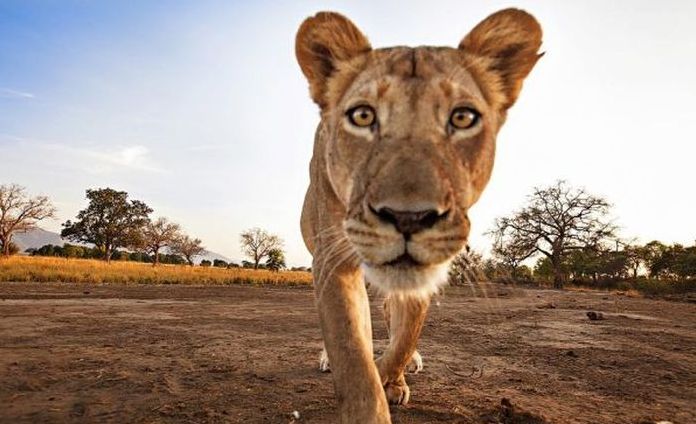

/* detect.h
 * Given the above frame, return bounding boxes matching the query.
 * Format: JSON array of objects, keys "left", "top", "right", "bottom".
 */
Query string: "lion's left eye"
[
  {"left": 347, "top": 105, "right": 376, "bottom": 128},
  {"left": 449, "top": 107, "right": 480, "bottom": 130}
]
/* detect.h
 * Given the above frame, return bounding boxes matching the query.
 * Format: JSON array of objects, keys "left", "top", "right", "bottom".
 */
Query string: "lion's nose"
[{"left": 372, "top": 206, "right": 447, "bottom": 237}]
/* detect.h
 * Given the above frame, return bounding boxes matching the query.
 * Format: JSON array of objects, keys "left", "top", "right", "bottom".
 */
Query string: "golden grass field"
[{"left": 0, "top": 256, "right": 313, "bottom": 286}]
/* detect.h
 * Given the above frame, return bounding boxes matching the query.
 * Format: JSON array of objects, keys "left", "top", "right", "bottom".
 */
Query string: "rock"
[{"left": 586, "top": 311, "right": 604, "bottom": 321}]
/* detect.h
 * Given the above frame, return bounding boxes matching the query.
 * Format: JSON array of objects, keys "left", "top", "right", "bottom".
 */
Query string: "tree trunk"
[
  {"left": 553, "top": 269, "right": 564, "bottom": 289},
  {"left": 105, "top": 245, "right": 112, "bottom": 263},
  {"left": 153, "top": 249, "right": 160, "bottom": 267},
  {"left": 552, "top": 256, "right": 564, "bottom": 289},
  {"left": 1, "top": 233, "right": 13, "bottom": 257}
]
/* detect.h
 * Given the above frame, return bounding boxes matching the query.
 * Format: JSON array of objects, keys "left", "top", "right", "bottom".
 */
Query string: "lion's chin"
[{"left": 362, "top": 260, "right": 452, "bottom": 298}]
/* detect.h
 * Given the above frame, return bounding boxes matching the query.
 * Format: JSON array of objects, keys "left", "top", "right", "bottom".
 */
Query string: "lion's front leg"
[
  {"left": 318, "top": 285, "right": 373, "bottom": 373},
  {"left": 315, "top": 263, "right": 390, "bottom": 424},
  {"left": 376, "top": 294, "right": 431, "bottom": 405}
]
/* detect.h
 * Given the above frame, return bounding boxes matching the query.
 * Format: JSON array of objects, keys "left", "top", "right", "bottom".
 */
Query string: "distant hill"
[
  {"left": 13, "top": 228, "right": 67, "bottom": 251},
  {"left": 12, "top": 228, "right": 233, "bottom": 265}
]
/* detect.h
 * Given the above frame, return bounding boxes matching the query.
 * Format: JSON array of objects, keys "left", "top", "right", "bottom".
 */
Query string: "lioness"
[{"left": 296, "top": 8, "right": 542, "bottom": 423}]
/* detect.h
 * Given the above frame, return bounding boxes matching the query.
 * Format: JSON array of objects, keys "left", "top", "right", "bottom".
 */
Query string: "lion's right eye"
[{"left": 346, "top": 105, "right": 376, "bottom": 128}]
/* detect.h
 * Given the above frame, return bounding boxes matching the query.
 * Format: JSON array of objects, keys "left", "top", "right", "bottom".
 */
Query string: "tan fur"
[{"left": 296, "top": 9, "right": 542, "bottom": 423}]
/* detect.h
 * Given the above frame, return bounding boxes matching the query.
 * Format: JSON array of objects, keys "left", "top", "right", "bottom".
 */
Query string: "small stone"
[{"left": 586, "top": 311, "right": 604, "bottom": 321}]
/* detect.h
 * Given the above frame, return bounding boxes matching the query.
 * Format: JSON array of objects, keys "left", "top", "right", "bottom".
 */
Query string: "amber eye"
[
  {"left": 449, "top": 107, "right": 480, "bottom": 130},
  {"left": 347, "top": 105, "right": 376, "bottom": 128}
]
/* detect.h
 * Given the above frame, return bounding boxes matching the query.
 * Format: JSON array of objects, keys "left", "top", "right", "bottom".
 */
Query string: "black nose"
[{"left": 373, "top": 206, "right": 447, "bottom": 236}]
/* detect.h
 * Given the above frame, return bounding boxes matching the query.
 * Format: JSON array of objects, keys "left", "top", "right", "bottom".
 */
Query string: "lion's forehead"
[{"left": 341, "top": 47, "right": 486, "bottom": 111}]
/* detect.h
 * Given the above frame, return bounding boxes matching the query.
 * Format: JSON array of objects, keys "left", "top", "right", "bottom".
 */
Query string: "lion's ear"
[
  {"left": 459, "top": 8, "right": 543, "bottom": 109},
  {"left": 296, "top": 12, "right": 371, "bottom": 108}
]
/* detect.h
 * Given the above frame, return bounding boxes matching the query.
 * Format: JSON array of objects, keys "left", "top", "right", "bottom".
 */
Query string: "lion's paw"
[
  {"left": 318, "top": 347, "right": 331, "bottom": 372},
  {"left": 384, "top": 378, "right": 410, "bottom": 405},
  {"left": 407, "top": 350, "right": 423, "bottom": 374}
]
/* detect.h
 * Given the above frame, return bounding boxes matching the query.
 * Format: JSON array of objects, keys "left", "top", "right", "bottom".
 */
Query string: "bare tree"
[
  {"left": 240, "top": 227, "right": 283, "bottom": 269},
  {"left": 489, "top": 180, "right": 616, "bottom": 288},
  {"left": 0, "top": 184, "right": 56, "bottom": 257},
  {"left": 171, "top": 235, "right": 205, "bottom": 266},
  {"left": 142, "top": 217, "right": 182, "bottom": 266}
]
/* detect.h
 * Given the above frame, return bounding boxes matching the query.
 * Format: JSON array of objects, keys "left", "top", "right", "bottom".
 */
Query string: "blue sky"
[{"left": 1, "top": 0, "right": 695, "bottom": 266}]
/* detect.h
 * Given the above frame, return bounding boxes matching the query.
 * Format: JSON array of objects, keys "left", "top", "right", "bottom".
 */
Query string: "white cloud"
[
  {"left": 51, "top": 144, "right": 164, "bottom": 174},
  {"left": 3, "top": 136, "right": 164, "bottom": 174},
  {"left": 0, "top": 88, "right": 35, "bottom": 99}
]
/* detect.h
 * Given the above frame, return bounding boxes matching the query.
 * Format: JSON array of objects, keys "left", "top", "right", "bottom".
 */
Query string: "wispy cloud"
[
  {"left": 0, "top": 133, "right": 29, "bottom": 143},
  {"left": 2, "top": 135, "right": 164, "bottom": 174},
  {"left": 46, "top": 143, "right": 165, "bottom": 174},
  {"left": 0, "top": 88, "right": 35, "bottom": 99}
]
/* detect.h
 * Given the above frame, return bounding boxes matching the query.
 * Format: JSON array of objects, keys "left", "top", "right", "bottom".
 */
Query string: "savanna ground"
[{"left": 1, "top": 281, "right": 695, "bottom": 424}]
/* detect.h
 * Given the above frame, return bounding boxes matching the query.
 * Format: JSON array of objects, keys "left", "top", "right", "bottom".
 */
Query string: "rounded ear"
[
  {"left": 459, "top": 8, "right": 543, "bottom": 109},
  {"left": 295, "top": 12, "right": 371, "bottom": 108}
]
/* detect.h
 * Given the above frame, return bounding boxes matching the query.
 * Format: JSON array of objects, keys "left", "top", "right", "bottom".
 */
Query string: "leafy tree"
[
  {"left": 35, "top": 244, "right": 57, "bottom": 257},
  {"left": 62, "top": 244, "right": 84, "bottom": 259},
  {"left": 129, "top": 251, "right": 151, "bottom": 263},
  {"left": 213, "top": 259, "right": 228, "bottom": 268},
  {"left": 200, "top": 259, "right": 212, "bottom": 267},
  {"left": 142, "top": 217, "right": 181, "bottom": 266},
  {"left": 673, "top": 245, "right": 696, "bottom": 278},
  {"left": 161, "top": 253, "right": 186, "bottom": 265},
  {"left": 240, "top": 227, "right": 283, "bottom": 269},
  {"left": 623, "top": 244, "right": 645, "bottom": 279},
  {"left": 0, "top": 184, "right": 56, "bottom": 257},
  {"left": 489, "top": 180, "right": 615, "bottom": 288},
  {"left": 171, "top": 235, "right": 205, "bottom": 266},
  {"left": 61, "top": 188, "right": 152, "bottom": 262},
  {"left": 111, "top": 250, "right": 130, "bottom": 261},
  {"left": 265, "top": 248, "right": 286, "bottom": 271},
  {"left": 648, "top": 243, "right": 696, "bottom": 279},
  {"left": 533, "top": 256, "right": 554, "bottom": 281},
  {"left": 598, "top": 250, "right": 629, "bottom": 280}
]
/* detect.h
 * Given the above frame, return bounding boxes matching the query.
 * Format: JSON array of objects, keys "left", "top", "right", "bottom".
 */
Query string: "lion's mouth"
[{"left": 383, "top": 253, "right": 422, "bottom": 268}]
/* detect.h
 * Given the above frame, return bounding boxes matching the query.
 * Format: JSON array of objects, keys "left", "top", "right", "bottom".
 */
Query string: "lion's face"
[
  {"left": 327, "top": 48, "right": 496, "bottom": 292},
  {"left": 297, "top": 10, "right": 542, "bottom": 293}
]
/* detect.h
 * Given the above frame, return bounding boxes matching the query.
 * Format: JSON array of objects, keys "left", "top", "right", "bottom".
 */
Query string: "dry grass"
[{"left": 0, "top": 256, "right": 313, "bottom": 286}]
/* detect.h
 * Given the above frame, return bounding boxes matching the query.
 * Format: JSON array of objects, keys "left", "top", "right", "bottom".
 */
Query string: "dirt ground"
[{"left": 0, "top": 282, "right": 694, "bottom": 424}]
